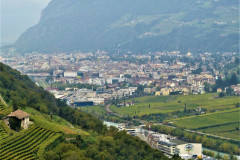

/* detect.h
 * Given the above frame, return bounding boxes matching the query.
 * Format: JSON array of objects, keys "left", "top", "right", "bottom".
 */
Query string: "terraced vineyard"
[
  {"left": 173, "top": 109, "right": 240, "bottom": 140},
  {"left": 0, "top": 124, "right": 9, "bottom": 140},
  {"left": 0, "top": 126, "right": 62, "bottom": 160},
  {"left": 0, "top": 100, "right": 7, "bottom": 111}
]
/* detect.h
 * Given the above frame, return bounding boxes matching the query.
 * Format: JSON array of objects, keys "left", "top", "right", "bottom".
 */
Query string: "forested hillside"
[{"left": 0, "top": 62, "right": 176, "bottom": 159}]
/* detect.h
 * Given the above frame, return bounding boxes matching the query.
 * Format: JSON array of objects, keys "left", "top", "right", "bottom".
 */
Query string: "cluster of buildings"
[
  {"left": 144, "top": 130, "right": 202, "bottom": 159},
  {"left": 104, "top": 122, "right": 204, "bottom": 160},
  {"left": 1, "top": 50, "right": 239, "bottom": 106},
  {"left": 48, "top": 87, "right": 137, "bottom": 106}
]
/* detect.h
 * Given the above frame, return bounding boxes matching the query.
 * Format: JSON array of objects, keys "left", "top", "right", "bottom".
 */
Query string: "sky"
[{"left": 1, "top": 0, "right": 51, "bottom": 46}]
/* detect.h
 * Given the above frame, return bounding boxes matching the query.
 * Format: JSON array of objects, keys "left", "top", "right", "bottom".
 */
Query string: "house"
[
  {"left": 4, "top": 109, "right": 30, "bottom": 130},
  {"left": 155, "top": 91, "right": 161, "bottom": 96},
  {"left": 144, "top": 88, "right": 156, "bottom": 94},
  {"left": 160, "top": 88, "right": 171, "bottom": 96},
  {"left": 217, "top": 88, "right": 222, "bottom": 93}
]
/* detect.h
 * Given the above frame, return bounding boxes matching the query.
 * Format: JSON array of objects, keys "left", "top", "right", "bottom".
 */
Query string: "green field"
[
  {"left": 199, "top": 123, "right": 240, "bottom": 140},
  {"left": 110, "top": 93, "right": 239, "bottom": 116},
  {"left": 173, "top": 109, "right": 240, "bottom": 140},
  {"left": 174, "top": 110, "right": 239, "bottom": 129},
  {"left": 79, "top": 105, "right": 106, "bottom": 116}
]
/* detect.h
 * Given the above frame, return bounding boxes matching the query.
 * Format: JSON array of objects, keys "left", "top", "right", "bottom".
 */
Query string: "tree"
[
  {"left": 222, "top": 154, "right": 229, "bottom": 160},
  {"left": 184, "top": 102, "right": 187, "bottom": 113},
  {"left": 203, "top": 82, "right": 211, "bottom": 92},
  {"left": 219, "top": 92, "right": 225, "bottom": 97},
  {"left": 45, "top": 76, "right": 52, "bottom": 83},
  {"left": 230, "top": 153, "right": 238, "bottom": 160},
  {"left": 18, "top": 99, "right": 27, "bottom": 109},
  {"left": 216, "top": 76, "right": 223, "bottom": 87},
  {"left": 136, "top": 85, "right": 144, "bottom": 95},
  {"left": 43, "top": 151, "right": 60, "bottom": 160},
  {"left": 171, "top": 154, "right": 182, "bottom": 160},
  {"left": 230, "top": 74, "right": 238, "bottom": 85},
  {"left": 234, "top": 57, "right": 239, "bottom": 65},
  {"left": 192, "top": 68, "right": 202, "bottom": 74},
  {"left": 12, "top": 99, "right": 19, "bottom": 111},
  {"left": 215, "top": 152, "right": 222, "bottom": 160},
  {"left": 236, "top": 103, "right": 240, "bottom": 108}
]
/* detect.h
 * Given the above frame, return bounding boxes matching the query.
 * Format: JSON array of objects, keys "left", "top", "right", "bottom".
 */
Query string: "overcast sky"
[{"left": 1, "top": 0, "right": 51, "bottom": 46}]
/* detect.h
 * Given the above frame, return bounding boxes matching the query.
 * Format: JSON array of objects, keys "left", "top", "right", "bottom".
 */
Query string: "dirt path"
[{"left": 105, "top": 104, "right": 124, "bottom": 117}]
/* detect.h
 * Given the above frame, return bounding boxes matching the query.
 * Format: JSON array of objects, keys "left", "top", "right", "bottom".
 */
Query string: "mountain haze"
[{"left": 15, "top": 0, "right": 239, "bottom": 53}]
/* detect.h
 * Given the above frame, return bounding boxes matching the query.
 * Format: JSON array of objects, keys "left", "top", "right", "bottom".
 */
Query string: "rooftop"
[{"left": 7, "top": 109, "right": 30, "bottom": 119}]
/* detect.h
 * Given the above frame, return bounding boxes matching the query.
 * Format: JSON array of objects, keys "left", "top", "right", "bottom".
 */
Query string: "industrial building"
[
  {"left": 73, "top": 101, "right": 94, "bottom": 107},
  {"left": 64, "top": 71, "right": 77, "bottom": 77},
  {"left": 145, "top": 131, "right": 202, "bottom": 159}
]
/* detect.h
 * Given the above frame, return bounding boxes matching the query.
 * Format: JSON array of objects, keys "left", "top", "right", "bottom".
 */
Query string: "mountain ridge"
[{"left": 15, "top": 0, "right": 239, "bottom": 53}]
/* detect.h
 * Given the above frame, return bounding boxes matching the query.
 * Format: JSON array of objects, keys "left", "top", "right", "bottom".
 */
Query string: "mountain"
[
  {"left": 0, "top": 62, "right": 174, "bottom": 160},
  {"left": 15, "top": 0, "right": 239, "bottom": 53}
]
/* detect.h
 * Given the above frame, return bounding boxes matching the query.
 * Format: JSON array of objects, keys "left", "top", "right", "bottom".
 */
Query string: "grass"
[
  {"left": 171, "top": 108, "right": 239, "bottom": 121},
  {"left": 79, "top": 105, "right": 106, "bottom": 116},
  {"left": 0, "top": 99, "right": 12, "bottom": 115},
  {"left": 0, "top": 101, "right": 7, "bottom": 111},
  {"left": 173, "top": 109, "right": 240, "bottom": 140},
  {"left": 110, "top": 93, "right": 239, "bottom": 116},
  {"left": 199, "top": 123, "right": 240, "bottom": 140},
  {"left": 173, "top": 110, "right": 239, "bottom": 129},
  {"left": 0, "top": 122, "right": 9, "bottom": 140},
  {"left": 23, "top": 108, "right": 88, "bottom": 135}
]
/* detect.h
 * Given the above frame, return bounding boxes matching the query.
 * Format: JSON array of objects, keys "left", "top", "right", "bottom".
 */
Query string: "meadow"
[
  {"left": 172, "top": 109, "right": 240, "bottom": 140},
  {"left": 79, "top": 105, "right": 106, "bottom": 116},
  {"left": 110, "top": 93, "right": 239, "bottom": 117},
  {"left": 173, "top": 110, "right": 239, "bottom": 129}
]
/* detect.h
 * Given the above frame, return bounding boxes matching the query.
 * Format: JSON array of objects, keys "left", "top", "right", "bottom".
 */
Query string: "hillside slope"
[
  {"left": 15, "top": 0, "right": 239, "bottom": 53},
  {"left": 0, "top": 63, "right": 174, "bottom": 159}
]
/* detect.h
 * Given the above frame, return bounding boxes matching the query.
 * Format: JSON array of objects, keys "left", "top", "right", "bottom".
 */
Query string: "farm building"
[{"left": 3, "top": 109, "right": 30, "bottom": 129}]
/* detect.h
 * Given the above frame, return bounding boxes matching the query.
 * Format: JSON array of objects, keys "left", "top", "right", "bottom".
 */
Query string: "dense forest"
[{"left": 0, "top": 62, "right": 177, "bottom": 159}]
